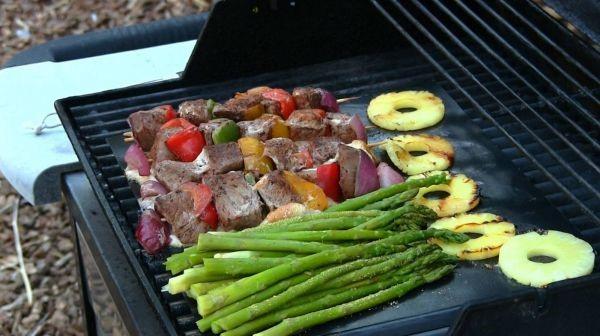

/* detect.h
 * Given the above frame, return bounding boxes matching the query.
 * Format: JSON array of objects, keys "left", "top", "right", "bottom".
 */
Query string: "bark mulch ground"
[{"left": 0, "top": 1, "right": 208, "bottom": 334}]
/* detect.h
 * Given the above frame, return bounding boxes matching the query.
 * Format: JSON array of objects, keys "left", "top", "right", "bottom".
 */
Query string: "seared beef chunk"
[
  {"left": 149, "top": 127, "right": 180, "bottom": 166},
  {"left": 287, "top": 109, "right": 327, "bottom": 141},
  {"left": 263, "top": 138, "right": 295, "bottom": 170},
  {"left": 204, "top": 171, "right": 264, "bottom": 230},
  {"left": 127, "top": 107, "right": 169, "bottom": 150},
  {"left": 238, "top": 114, "right": 278, "bottom": 141},
  {"left": 154, "top": 160, "right": 204, "bottom": 191},
  {"left": 198, "top": 118, "right": 231, "bottom": 145},
  {"left": 212, "top": 94, "right": 263, "bottom": 121},
  {"left": 292, "top": 87, "right": 321, "bottom": 109},
  {"left": 201, "top": 143, "right": 244, "bottom": 174},
  {"left": 155, "top": 189, "right": 208, "bottom": 244},
  {"left": 312, "top": 137, "right": 341, "bottom": 165},
  {"left": 255, "top": 170, "right": 301, "bottom": 211},
  {"left": 261, "top": 98, "right": 281, "bottom": 116},
  {"left": 178, "top": 99, "right": 211, "bottom": 126},
  {"left": 337, "top": 144, "right": 360, "bottom": 199},
  {"left": 296, "top": 168, "right": 318, "bottom": 184},
  {"left": 263, "top": 138, "right": 310, "bottom": 171},
  {"left": 325, "top": 112, "right": 357, "bottom": 143}
]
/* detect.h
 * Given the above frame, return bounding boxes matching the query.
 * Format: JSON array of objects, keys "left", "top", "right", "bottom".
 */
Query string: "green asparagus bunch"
[{"left": 160, "top": 175, "right": 466, "bottom": 335}]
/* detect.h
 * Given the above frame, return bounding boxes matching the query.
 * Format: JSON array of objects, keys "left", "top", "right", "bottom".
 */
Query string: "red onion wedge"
[
  {"left": 349, "top": 114, "right": 367, "bottom": 142},
  {"left": 355, "top": 150, "right": 380, "bottom": 196},
  {"left": 377, "top": 162, "right": 405, "bottom": 187},
  {"left": 140, "top": 180, "right": 168, "bottom": 198},
  {"left": 135, "top": 210, "right": 170, "bottom": 254},
  {"left": 124, "top": 142, "right": 151, "bottom": 176},
  {"left": 318, "top": 89, "right": 340, "bottom": 112}
]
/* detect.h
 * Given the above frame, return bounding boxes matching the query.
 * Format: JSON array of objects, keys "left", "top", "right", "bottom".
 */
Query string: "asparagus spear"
[
  {"left": 189, "top": 280, "right": 237, "bottom": 298},
  {"left": 320, "top": 244, "right": 437, "bottom": 290},
  {"left": 213, "top": 251, "right": 298, "bottom": 259},
  {"left": 196, "top": 268, "right": 329, "bottom": 332},
  {"left": 164, "top": 247, "right": 216, "bottom": 275},
  {"left": 203, "top": 257, "right": 296, "bottom": 276},
  {"left": 195, "top": 241, "right": 406, "bottom": 316},
  {"left": 326, "top": 173, "right": 449, "bottom": 212},
  {"left": 255, "top": 265, "right": 455, "bottom": 336},
  {"left": 223, "top": 230, "right": 393, "bottom": 242},
  {"left": 222, "top": 265, "right": 449, "bottom": 336},
  {"left": 246, "top": 210, "right": 382, "bottom": 232},
  {"left": 197, "top": 235, "right": 339, "bottom": 254},
  {"left": 361, "top": 189, "right": 418, "bottom": 211},
  {"left": 212, "top": 255, "right": 399, "bottom": 331},
  {"left": 352, "top": 204, "right": 420, "bottom": 230},
  {"left": 167, "top": 267, "right": 234, "bottom": 294}
]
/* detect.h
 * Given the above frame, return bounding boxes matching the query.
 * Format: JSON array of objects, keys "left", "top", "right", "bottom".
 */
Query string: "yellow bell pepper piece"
[
  {"left": 243, "top": 104, "right": 265, "bottom": 121},
  {"left": 238, "top": 137, "right": 265, "bottom": 157},
  {"left": 270, "top": 119, "right": 290, "bottom": 138},
  {"left": 282, "top": 171, "right": 328, "bottom": 211},
  {"left": 243, "top": 156, "right": 274, "bottom": 175}
]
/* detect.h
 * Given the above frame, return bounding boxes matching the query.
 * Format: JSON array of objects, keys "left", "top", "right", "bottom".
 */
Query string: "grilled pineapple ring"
[
  {"left": 367, "top": 91, "right": 444, "bottom": 131},
  {"left": 385, "top": 134, "right": 454, "bottom": 175},
  {"left": 499, "top": 231, "right": 594, "bottom": 287},
  {"left": 409, "top": 172, "right": 479, "bottom": 217},
  {"left": 430, "top": 213, "right": 515, "bottom": 260}
]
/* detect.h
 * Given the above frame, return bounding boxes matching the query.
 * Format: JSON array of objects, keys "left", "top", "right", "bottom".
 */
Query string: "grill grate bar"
[
  {"left": 499, "top": 0, "right": 599, "bottom": 84},
  {"left": 473, "top": 0, "right": 600, "bottom": 108},
  {"left": 432, "top": 0, "right": 600, "bottom": 151},
  {"left": 372, "top": 0, "right": 600, "bottom": 225},
  {"left": 387, "top": 0, "right": 600, "bottom": 194}
]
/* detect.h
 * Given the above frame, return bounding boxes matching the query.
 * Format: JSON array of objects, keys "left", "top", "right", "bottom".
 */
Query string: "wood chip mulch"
[{"left": 0, "top": 1, "right": 209, "bottom": 335}]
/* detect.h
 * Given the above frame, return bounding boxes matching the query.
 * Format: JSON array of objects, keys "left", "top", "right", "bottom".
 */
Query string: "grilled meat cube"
[
  {"left": 213, "top": 94, "right": 263, "bottom": 121},
  {"left": 154, "top": 160, "right": 204, "bottom": 191},
  {"left": 337, "top": 144, "right": 360, "bottom": 199},
  {"left": 325, "top": 112, "right": 357, "bottom": 143},
  {"left": 238, "top": 114, "right": 278, "bottom": 141},
  {"left": 198, "top": 118, "right": 232, "bottom": 145},
  {"left": 312, "top": 137, "right": 341, "bottom": 165},
  {"left": 287, "top": 109, "right": 327, "bottom": 141},
  {"left": 255, "top": 170, "right": 302, "bottom": 211},
  {"left": 263, "top": 138, "right": 310, "bottom": 171},
  {"left": 204, "top": 171, "right": 264, "bottom": 230},
  {"left": 127, "top": 106, "right": 170, "bottom": 150},
  {"left": 178, "top": 99, "right": 212, "bottom": 126},
  {"left": 296, "top": 168, "right": 318, "bottom": 184},
  {"left": 200, "top": 142, "right": 244, "bottom": 174},
  {"left": 155, "top": 189, "right": 209, "bottom": 244},
  {"left": 292, "top": 87, "right": 321, "bottom": 109},
  {"left": 263, "top": 138, "right": 295, "bottom": 170},
  {"left": 261, "top": 98, "right": 281, "bottom": 116},
  {"left": 149, "top": 127, "right": 180, "bottom": 166}
]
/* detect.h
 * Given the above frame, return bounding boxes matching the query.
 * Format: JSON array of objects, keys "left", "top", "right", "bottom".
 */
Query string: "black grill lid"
[{"left": 181, "top": 0, "right": 402, "bottom": 84}]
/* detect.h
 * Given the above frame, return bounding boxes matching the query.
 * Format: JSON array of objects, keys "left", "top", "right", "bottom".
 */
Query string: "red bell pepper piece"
[
  {"left": 166, "top": 128, "right": 206, "bottom": 162},
  {"left": 200, "top": 203, "right": 219, "bottom": 230},
  {"left": 180, "top": 183, "right": 219, "bottom": 229},
  {"left": 316, "top": 162, "right": 342, "bottom": 202},
  {"left": 161, "top": 117, "right": 195, "bottom": 130},
  {"left": 261, "top": 88, "right": 296, "bottom": 119},
  {"left": 159, "top": 105, "right": 177, "bottom": 121}
]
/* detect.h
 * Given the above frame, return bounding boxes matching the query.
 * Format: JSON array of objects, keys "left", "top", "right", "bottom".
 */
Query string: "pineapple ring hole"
[
  {"left": 423, "top": 190, "right": 450, "bottom": 200},
  {"left": 409, "top": 151, "right": 428, "bottom": 157},
  {"left": 465, "top": 232, "right": 484, "bottom": 239},
  {"left": 395, "top": 107, "right": 418, "bottom": 113},
  {"left": 527, "top": 254, "right": 557, "bottom": 264}
]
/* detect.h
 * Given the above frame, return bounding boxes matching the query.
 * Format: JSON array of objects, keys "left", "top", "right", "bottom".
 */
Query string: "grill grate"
[
  {"left": 58, "top": 1, "right": 600, "bottom": 334},
  {"left": 373, "top": 0, "right": 600, "bottom": 238}
]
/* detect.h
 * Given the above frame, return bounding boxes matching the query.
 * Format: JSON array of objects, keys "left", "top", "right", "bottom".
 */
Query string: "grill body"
[{"left": 56, "top": 0, "right": 600, "bottom": 335}]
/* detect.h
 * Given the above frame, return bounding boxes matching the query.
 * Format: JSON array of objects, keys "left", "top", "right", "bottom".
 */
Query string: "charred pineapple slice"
[
  {"left": 384, "top": 134, "right": 454, "bottom": 175},
  {"left": 367, "top": 91, "right": 444, "bottom": 131},
  {"left": 499, "top": 231, "right": 594, "bottom": 287},
  {"left": 430, "top": 213, "right": 515, "bottom": 260},
  {"left": 409, "top": 172, "right": 479, "bottom": 217}
]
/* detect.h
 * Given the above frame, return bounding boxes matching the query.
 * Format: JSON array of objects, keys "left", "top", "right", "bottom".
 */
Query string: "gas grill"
[{"left": 56, "top": 1, "right": 600, "bottom": 335}]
